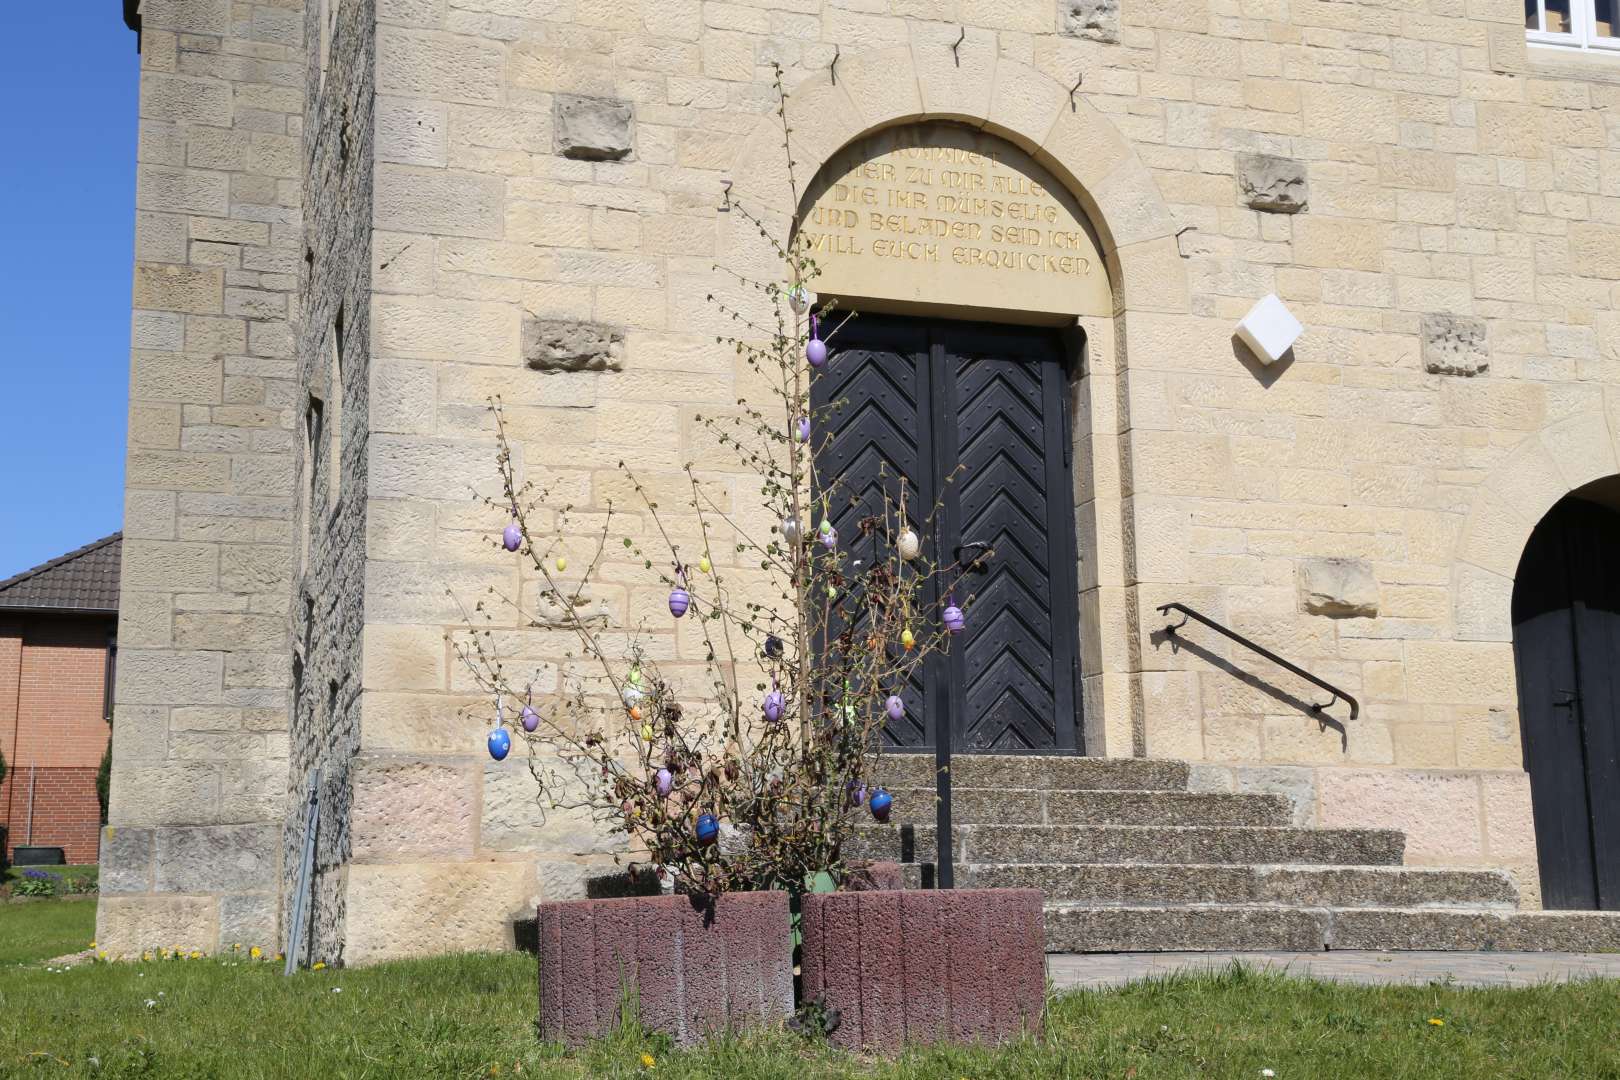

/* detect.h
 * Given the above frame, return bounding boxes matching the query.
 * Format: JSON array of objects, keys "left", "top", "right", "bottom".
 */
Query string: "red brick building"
[{"left": 0, "top": 535, "right": 120, "bottom": 865}]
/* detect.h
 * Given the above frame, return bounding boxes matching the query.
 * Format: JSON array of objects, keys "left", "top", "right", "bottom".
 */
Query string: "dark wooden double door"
[
  {"left": 1513, "top": 496, "right": 1620, "bottom": 910},
  {"left": 814, "top": 313, "right": 1082, "bottom": 754}
]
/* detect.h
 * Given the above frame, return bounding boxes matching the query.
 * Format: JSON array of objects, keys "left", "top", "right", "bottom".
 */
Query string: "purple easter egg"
[
  {"left": 487, "top": 728, "right": 511, "bottom": 761},
  {"left": 819, "top": 526, "right": 837, "bottom": 551},
  {"left": 847, "top": 781, "right": 867, "bottom": 808},
  {"left": 797, "top": 416, "right": 811, "bottom": 442},
  {"left": 695, "top": 813, "right": 720, "bottom": 846},
  {"left": 943, "top": 603, "right": 965, "bottom": 635},
  {"left": 763, "top": 690, "right": 785, "bottom": 723},
  {"left": 868, "top": 788, "right": 893, "bottom": 823},
  {"left": 806, "top": 338, "right": 828, "bottom": 368},
  {"left": 885, "top": 695, "right": 905, "bottom": 722},
  {"left": 520, "top": 705, "right": 539, "bottom": 733},
  {"left": 502, "top": 522, "right": 522, "bottom": 552},
  {"left": 669, "top": 588, "right": 691, "bottom": 618},
  {"left": 656, "top": 768, "right": 673, "bottom": 797}
]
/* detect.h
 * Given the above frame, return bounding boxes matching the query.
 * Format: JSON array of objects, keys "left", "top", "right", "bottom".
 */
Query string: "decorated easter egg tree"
[{"left": 453, "top": 66, "right": 981, "bottom": 904}]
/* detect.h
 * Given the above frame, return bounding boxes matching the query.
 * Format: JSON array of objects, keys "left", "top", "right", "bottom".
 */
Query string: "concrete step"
[
  {"left": 1046, "top": 903, "right": 1330, "bottom": 952},
  {"left": 855, "top": 823, "right": 1407, "bottom": 867},
  {"left": 894, "top": 863, "right": 1519, "bottom": 909},
  {"left": 874, "top": 754, "right": 1190, "bottom": 793},
  {"left": 1327, "top": 908, "right": 1620, "bottom": 951},
  {"left": 1043, "top": 904, "right": 1620, "bottom": 953},
  {"left": 886, "top": 788, "right": 1295, "bottom": 827}
]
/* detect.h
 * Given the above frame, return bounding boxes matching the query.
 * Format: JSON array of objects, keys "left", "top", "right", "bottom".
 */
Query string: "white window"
[{"left": 1527, "top": 0, "right": 1620, "bottom": 52}]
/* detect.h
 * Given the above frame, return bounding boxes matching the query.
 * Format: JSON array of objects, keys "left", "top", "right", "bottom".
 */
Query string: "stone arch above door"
[
  {"left": 720, "top": 38, "right": 1191, "bottom": 320},
  {"left": 1454, "top": 404, "right": 1620, "bottom": 643}
]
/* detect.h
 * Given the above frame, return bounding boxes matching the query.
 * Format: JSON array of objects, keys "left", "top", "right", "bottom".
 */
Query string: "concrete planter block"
[
  {"left": 799, "top": 888, "right": 1045, "bottom": 1052},
  {"left": 537, "top": 891, "right": 793, "bottom": 1047}
]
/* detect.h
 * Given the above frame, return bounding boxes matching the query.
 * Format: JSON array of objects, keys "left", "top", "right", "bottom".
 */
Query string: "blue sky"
[{"left": 0, "top": 9, "right": 139, "bottom": 580}]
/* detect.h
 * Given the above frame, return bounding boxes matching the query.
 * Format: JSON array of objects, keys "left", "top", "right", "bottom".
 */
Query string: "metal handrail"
[{"left": 1157, "top": 602, "right": 1359, "bottom": 723}]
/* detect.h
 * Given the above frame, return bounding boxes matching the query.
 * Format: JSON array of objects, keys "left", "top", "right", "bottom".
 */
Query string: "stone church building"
[{"left": 101, "top": 0, "right": 1620, "bottom": 963}]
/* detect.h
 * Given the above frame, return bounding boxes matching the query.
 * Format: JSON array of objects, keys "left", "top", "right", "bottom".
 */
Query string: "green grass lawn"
[
  {"left": 3, "top": 900, "right": 1619, "bottom": 1078},
  {"left": 0, "top": 896, "right": 97, "bottom": 966}
]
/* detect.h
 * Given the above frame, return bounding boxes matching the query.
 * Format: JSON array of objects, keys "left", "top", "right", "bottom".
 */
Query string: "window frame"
[{"left": 1527, "top": 0, "right": 1620, "bottom": 53}]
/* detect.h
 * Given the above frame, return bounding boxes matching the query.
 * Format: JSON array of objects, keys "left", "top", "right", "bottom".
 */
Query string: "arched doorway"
[
  {"left": 797, "top": 123, "right": 1099, "bottom": 754},
  {"left": 1511, "top": 477, "right": 1620, "bottom": 910}
]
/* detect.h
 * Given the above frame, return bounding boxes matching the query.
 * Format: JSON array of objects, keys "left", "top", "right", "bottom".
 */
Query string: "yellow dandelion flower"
[
  {"left": 232, "top": 943, "right": 241, "bottom": 952},
  {"left": 274, "top": 953, "right": 284, "bottom": 962},
  {"left": 313, "top": 961, "right": 327, "bottom": 970},
  {"left": 250, "top": 946, "right": 263, "bottom": 959},
  {"left": 639, "top": 1052, "right": 656, "bottom": 1069},
  {"left": 97, "top": 951, "right": 107, "bottom": 960},
  {"left": 1428, "top": 1018, "right": 1445, "bottom": 1027},
  {"left": 89, "top": 941, "right": 97, "bottom": 948},
  {"left": 189, "top": 950, "right": 202, "bottom": 960},
  {"left": 142, "top": 951, "right": 152, "bottom": 962}
]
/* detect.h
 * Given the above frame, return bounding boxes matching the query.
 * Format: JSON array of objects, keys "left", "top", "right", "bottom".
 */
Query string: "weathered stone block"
[
  {"left": 97, "top": 896, "right": 218, "bottom": 957},
  {"left": 1421, "top": 313, "right": 1489, "bottom": 377},
  {"left": 100, "top": 827, "right": 156, "bottom": 894},
  {"left": 218, "top": 893, "right": 279, "bottom": 951},
  {"left": 351, "top": 759, "right": 474, "bottom": 861},
  {"left": 344, "top": 861, "right": 536, "bottom": 964},
  {"left": 1062, "top": 0, "right": 1120, "bottom": 42},
  {"left": 521, "top": 317, "right": 625, "bottom": 372},
  {"left": 553, "top": 95, "right": 634, "bottom": 161},
  {"left": 1237, "top": 153, "right": 1309, "bottom": 214},
  {"left": 1299, "top": 557, "right": 1378, "bottom": 618},
  {"left": 155, "top": 824, "right": 280, "bottom": 893}
]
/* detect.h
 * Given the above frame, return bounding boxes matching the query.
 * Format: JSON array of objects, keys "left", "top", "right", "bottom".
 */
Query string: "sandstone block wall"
[
  {"left": 100, "top": 0, "right": 305, "bottom": 957},
  {"left": 340, "top": 0, "right": 1620, "bottom": 922}
]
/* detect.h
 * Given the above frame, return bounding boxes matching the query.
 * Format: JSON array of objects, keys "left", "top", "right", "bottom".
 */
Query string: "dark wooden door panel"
[
  {"left": 815, "top": 321, "right": 935, "bottom": 749},
  {"left": 944, "top": 333, "right": 1075, "bottom": 751},
  {"left": 816, "top": 313, "right": 1081, "bottom": 755}
]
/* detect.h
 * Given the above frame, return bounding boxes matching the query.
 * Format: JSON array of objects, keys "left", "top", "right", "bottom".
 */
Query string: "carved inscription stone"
[
  {"left": 1062, "top": 0, "right": 1121, "bottom": 43},
  {"left": 1421, "top": 313, "right": 1489, "bottom": 377},
  {"left": 798, "top": 123, "right": 1110, "bottom": 319},
  {"left": 522, "top": 317, "right": 624, "bottom": 372},
  {"left": 553, "top": 94, "right": 633, "bottom": 161},
  {"left": 1237, "top": 153, "right": 1310, "bottom": 214}
]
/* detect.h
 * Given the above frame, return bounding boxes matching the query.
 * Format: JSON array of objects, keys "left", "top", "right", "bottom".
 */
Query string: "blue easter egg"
[
  {"left": 868, "top": 789, "right": 893, "bottom": 823},
  {"left": 695, "top": 813, "right": 720, "bottom": 846},
  {"left": 487, "top": 728, "right": 511, "bottom": 761}
]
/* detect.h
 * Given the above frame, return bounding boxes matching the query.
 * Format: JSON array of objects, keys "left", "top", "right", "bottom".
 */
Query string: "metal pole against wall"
[
  {"left": 25, "top": 765, "right": 36, "bottom": 845},
  {"left": 284, "top": 766, "right": 321, "bottom": 976}
]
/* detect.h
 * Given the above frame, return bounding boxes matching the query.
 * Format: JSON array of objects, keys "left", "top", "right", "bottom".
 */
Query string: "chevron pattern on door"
[
  {"left": 814, "top": 313, "right": 1082, "bottom": 754},
  {"left": 814, "top": 318, "right": 934, "bottom": 748},
  {"left": 950, "top": 348, "right": 1069, "bottom": 750}
]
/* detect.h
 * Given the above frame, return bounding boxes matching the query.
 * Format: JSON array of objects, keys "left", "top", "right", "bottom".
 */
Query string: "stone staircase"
[{"left": 858, "top": 755, "right": 1620, "bottom": 952}]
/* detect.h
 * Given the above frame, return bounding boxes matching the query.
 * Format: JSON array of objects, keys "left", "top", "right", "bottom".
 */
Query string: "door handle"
[
  {"left": 955, "top": 542, "right": 994, "bottom": 572},
  {"left": 1553, "top": 689, "right": 1579, "bottom": 710}
]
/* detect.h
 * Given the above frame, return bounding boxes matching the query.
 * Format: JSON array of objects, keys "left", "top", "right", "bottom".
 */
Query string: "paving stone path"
[{"left": 1048, "top": 951, "right": 1620, "bottom": 990}]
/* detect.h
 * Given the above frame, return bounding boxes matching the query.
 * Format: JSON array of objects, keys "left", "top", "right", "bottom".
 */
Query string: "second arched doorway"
[{"left": 1512, "top": 478, "right": 1620, "bottom": 910}]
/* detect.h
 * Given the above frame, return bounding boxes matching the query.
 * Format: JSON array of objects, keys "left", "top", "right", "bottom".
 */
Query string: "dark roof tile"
[{"left": 0, "top": 534, "right": 122, "bottom": 613}]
